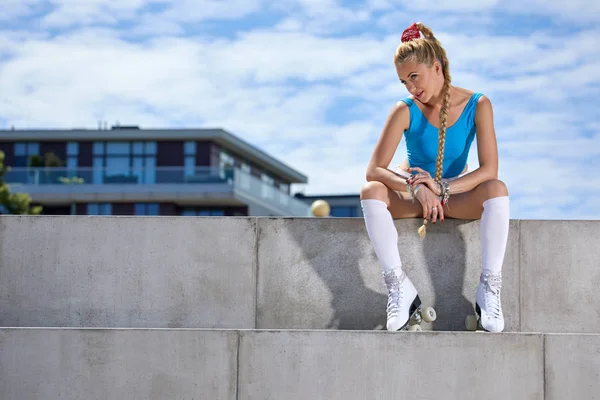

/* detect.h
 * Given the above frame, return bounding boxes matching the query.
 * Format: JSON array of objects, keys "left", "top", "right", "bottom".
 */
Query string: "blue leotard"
[{"left": 399, "top": 92, "right": 483, "bottom": 179}]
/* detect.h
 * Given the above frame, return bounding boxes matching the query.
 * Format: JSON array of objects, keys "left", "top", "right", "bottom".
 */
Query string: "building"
[
  {"left": 295, "top": 193, "right": 363, "bottom": 218},
  {"left": 0, "top": 125, "right": 311, "bottom": 217}
]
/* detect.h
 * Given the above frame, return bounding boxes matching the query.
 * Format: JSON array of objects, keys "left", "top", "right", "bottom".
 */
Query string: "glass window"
[
  {"left": 27, "top": 143, "right": 39, "bottom": 155},
  {"left": 330, "top": 206, "right": 358, "bottom": 217},
  {"left": 106, "top": 142, "right": 130, "bottom": 155},
  {"left": 182, "top": 208, "right": 225, "bottom": 216},
  {"left": 184, "top": 141, "right": 196, "bottom": 155},
  {"left": 14, "top": 142, "right": 40, "bottom": 167},
  {"left": 144, "top": 157, "right": 156, "bottom": 184},
  {"left": 87, "top": 203, "right": 112, "bottom": 215},
  {"left": 93, "top": 157, "right": 104, "bottom": 184},
  {"left": 67, "top": 142, "right": 79, "bottom": 156},
  {"left": 14, "top": 143, "right": 26, "bottom": 156},
  {"left": 106, "top": 156, "right": 129, "bottom": 176},
  {"left": 93, "top": 142, "right": 104, "bottom": 155},
  {"left": 145, "top": 141, "right": 156, "bottom": 155},
  {"left": 135, "top": 203, "right": 159, "bottom": 215},
  {"left": 133, "top": 142, "right": 144, "bottom": 155},
  {"left": 184, "top": 156, "right": 195, "bottom": 176}
]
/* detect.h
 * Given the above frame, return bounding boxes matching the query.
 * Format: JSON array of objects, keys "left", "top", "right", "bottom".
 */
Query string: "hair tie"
[{"left": 401, "top": 22, "right": 421, "bottom": 43}]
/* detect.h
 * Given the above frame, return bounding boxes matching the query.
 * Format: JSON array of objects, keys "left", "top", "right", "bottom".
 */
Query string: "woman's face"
[{"left": 395, "top": 60, "right": 443, "bottom": 104}]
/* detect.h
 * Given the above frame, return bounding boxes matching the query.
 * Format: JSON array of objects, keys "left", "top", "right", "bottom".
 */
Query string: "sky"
[{"left": 0, "top": 0, "right": 599, "bottom": 220}]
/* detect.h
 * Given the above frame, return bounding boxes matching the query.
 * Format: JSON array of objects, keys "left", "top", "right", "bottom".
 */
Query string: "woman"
[{"left": 360, "top": 22, "right": 509, "bottom": 333}]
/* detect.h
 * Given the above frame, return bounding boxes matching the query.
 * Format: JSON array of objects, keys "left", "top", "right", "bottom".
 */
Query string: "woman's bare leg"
[
  {"left": 360, "top": 180, "right": 422, "bottom": 331},
  {"left": 442, "top": 179, "right": 510, "bottom": 332},
  {"left": 360, "top": 180, "right": 422, "bottom": 219},
  {"left": 443, "top": 179, "right": 509, "bottom": 219}
]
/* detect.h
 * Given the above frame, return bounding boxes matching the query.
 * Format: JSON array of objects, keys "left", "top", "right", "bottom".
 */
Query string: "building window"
[
  {"left": 181, "top": 208, "right": 225, "bottom": 216},
  {"left": 14, "top": 142, "right": 39, "bottom": 167},
  {"left": 184, "top": 141, "right": 196, "bottom": 177},
  {"left": 330, "top": 206, "right": 358, "bottom": 217},
  {"left": 87, "top": 203, "right": 112, "bottom": 215},
  {"left": 261, "top": 173, "right": 274, "bottom": 199},
  {"left": 67, "top": 142, "right": 79, "bottom": 173},
  {"left": 219, "top": 150, "right": 235, "bottom": 181},
  {"left": 93, "top": 141, "right": 156, "bottom": 184},
  {"left": 135, "top": 203, "right": 159, "bottom": 215}
]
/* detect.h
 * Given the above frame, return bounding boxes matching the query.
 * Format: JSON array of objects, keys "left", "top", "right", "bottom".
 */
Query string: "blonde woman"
[{"left": 360, "top": 22, "right": 509, "bottom": 332}]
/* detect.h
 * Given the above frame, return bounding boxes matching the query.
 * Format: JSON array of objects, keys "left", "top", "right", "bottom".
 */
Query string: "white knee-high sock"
[
  {"left": 480, "top": 196, "right": 510, "bottom": 275},
  {"left": 361, "top": 199, "right": 402, "bottom": 273}
]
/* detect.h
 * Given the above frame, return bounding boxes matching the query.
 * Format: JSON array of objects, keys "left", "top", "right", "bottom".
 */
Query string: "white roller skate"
[
  {"left": 466, "top": 272, "right": 504, "bottom": 332},
  {"left": 382, "top": 268, "right": 435, "bottom": 331}
]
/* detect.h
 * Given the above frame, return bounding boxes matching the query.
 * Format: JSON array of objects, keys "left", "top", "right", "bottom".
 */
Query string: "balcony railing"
[
  {"left": 4, "top": 166, "right": 227, "bottom": 185},
  {"left": 3, "top": 166, "right": 310, "bottom": 216}
]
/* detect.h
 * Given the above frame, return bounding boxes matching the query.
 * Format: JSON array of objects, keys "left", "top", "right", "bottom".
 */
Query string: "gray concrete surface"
[
  {"left": 1, "top": 328, "right": 599, "bottom": 400},
  {"left": 520, "top": 220, "right": 600, "bottom": 333},
  {"left": 545, "top": 333, "right": 600, "bottom": 400},
  {"left": 2, "top": 216, "right": 600, "bottom": 334},
  {"left": 256, "top": 218, "right": 520, "bottom": 331},
  {"left": 0, "top": 216, "right": 256, "bottom": 328},
  {"left": 238, "top": 330, "right": 544, "bottom": 400},
  {"left": 0, "top": 328, "right": 237, "bottom": 400}
]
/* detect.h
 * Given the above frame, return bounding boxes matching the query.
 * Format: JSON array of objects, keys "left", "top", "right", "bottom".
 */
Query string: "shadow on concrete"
[
  {"left": 286, "top": 218, "right": 388, "bottom": 331},
  {"left": 420, "top": 219, "right": 474, "bottom": 331},
  {"left": 282, "top": 217, "right": 476, "bottom": 331}
]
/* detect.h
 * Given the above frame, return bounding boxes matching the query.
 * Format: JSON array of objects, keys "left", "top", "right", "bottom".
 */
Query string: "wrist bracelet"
[{"left": 441, "top": 181, "right": 450, "bottom": 205}]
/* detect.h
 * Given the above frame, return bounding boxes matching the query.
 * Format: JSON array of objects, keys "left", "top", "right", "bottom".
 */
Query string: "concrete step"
[
  {"left": 1, "top": 328, "right": 598, "bottom": 400},
  {"left": 1, "top": 216, "right": 599, "bottom": 333}
]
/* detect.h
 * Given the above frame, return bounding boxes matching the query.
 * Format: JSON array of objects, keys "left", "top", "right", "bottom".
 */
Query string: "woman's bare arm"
[{"left": 366, "top": 102, "right": 412, "bottom": 192}]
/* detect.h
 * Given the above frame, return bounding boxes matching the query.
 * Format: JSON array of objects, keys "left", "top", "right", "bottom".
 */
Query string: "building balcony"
[{"left": 3, "top": 166, "right": 311, "bottom": 217}]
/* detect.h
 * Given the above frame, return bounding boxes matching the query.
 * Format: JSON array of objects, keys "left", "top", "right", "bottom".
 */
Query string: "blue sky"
[{"left": 1, "top": 0, "right": 599, "bottom": 220}]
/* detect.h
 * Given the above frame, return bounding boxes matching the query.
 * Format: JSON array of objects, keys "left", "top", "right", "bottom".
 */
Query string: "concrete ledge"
[
  {"left": 256, "top": 217, "right": 520, "bottom": 331},
  {"left": 520, "top": 220, "right": 600, "bottom": 333},
  {"left": 2, "top": 328, "right": 598, "bottom": 400},
  {"left": 239, "top": 330, "right": 543, "bottom": 400},
  {"left": 544, "top": 333, "right": 600, "bottom": 400},
  {"left": 0, "top": 328, "right": 238, "bottom": 400},
  {"left": 0, "top": 216, "right": 257, "bottom": 329},
  {"left": 1, "top": 216, "right": 599, "bottom": 333}
]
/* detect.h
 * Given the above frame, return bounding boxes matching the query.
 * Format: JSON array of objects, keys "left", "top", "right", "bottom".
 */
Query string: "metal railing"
[{"left": 3, "top": 166, "right": 310, "bottom": 216}]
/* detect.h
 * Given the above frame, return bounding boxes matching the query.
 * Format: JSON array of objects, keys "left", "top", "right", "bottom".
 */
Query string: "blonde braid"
[
  {"left": 406, "top": 23, "right": 452, "bottom": 239},
  {"left": 435, "top": 71, "right": 451, "bottom": 183}
]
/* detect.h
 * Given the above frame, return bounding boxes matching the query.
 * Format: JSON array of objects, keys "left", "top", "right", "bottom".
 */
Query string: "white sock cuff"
[
  {"left": 483, "top": 196, "right": 509, "bottom": 210},
  {"left": 360, "top": 199, "right": 388, "bottom": 215}
]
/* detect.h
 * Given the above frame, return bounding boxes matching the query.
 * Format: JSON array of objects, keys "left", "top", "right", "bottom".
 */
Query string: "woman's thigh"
[
  {"left": 444, "top": 179, "right": 509, "bottom": 220},
  {"left": 360, "top": 181, "right": 423, "bottom": 219}
]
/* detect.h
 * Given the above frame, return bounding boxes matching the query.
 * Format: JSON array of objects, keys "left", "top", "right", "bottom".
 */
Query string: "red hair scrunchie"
[{"left": 401, "top": 22, "right": 421, "bottom": 43}]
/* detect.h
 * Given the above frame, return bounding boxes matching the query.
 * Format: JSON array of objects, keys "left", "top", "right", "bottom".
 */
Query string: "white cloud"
[
  {"left": 41, "top": 0, "right": 149, "bottom": 27},
  {"left": 0, "top": 0, "right": 41, "bottom": 21},
  {"left": 0, "top": 2, "right": 599, "bottom": 219}
]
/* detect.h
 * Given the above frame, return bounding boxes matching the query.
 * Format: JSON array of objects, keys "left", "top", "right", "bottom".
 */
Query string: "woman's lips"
[{"left": 416, "top": 91, "right": 423, "bottom": 99}]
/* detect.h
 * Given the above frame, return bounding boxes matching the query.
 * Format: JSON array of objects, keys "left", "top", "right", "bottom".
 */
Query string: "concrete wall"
[
  {"left": 0, "top": 216, "right": 257, "bottom": 329},
  {"left": 1, "top": 328, "right": 598, "bottom": 400},
  {"left": 1, "top": 216, "right": 599, "bottom": 333},
  {"left": 0, "top": 328, "right": 238, "bottom": 400}
]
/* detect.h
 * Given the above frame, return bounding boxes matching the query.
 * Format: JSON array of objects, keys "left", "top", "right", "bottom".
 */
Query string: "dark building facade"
[{"left": 0, "top": 126, "right": 310, "bottom": 217}]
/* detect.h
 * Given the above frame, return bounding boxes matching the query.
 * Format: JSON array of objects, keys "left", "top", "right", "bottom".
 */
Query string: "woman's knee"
[
  {"left": 478, "top": 179, "right": 509, "bottom": 199},
  {"left": 360, "top": 180, "right": 390, "bottom": 203}
]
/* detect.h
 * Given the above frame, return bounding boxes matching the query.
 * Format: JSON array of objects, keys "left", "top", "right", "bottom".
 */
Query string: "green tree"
[{"left": 0, "top": 151, "right": 42, "bottom": 215}]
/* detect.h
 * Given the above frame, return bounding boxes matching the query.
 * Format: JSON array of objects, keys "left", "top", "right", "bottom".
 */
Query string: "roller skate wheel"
[
  {"left": 465, "top": 315, "right": 478, "bottom": 331},
  {"left": 408, "top": 324, "right": 422, "bottom": 332},
  {"left": 421, "top": 307, "right": 436, "bottom": 323}
]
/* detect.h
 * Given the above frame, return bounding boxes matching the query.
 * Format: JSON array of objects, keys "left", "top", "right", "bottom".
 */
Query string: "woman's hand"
[
  {"left": 414, "top": 184, "right": 444, "bottom": 223},
  {"left": 407, "top": 167, "right": 441, "bottom": 196}
]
